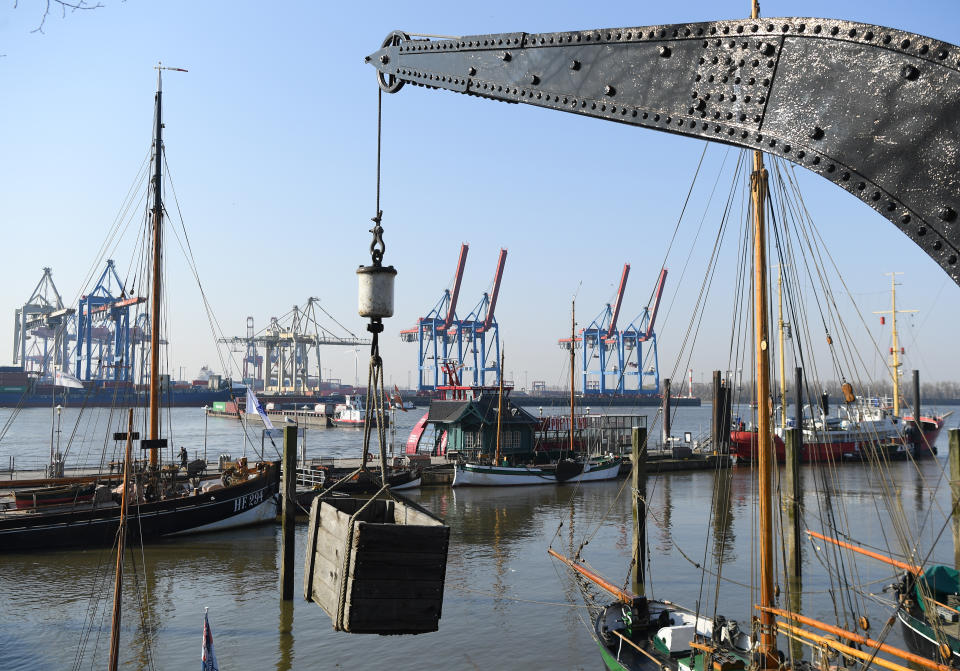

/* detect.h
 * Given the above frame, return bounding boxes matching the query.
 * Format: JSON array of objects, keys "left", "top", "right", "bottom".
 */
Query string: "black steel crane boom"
[{"left": 367, "top": 19, "right": 960, "bottom": 286}]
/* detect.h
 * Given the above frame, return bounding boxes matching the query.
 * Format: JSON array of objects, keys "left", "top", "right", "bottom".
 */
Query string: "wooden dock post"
[
  {"left": 632, "top": 426, "right": 648, "bottom": 597},
  {"left": 711, "top": 371, "right": 721, "bottom": 452},
  {"left": 913, "top": 370, "right": 923, "bottom": 451},
  {"left": 783, "top": 427, "right": 802, "bottom": 578},
  {"left": 662, "top": 378, "right": 671, "bottom": 449},
  {"left": 950, "top": 429, "right": 960, "bottom": 571},
  {"left": 281, "top": 424, "right": 297, "bottom": 600}
]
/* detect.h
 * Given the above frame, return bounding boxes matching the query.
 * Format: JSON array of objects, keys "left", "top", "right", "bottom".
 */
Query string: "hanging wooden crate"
[{"left": 303, "top": 496, "right": 450, "bottom": 634}]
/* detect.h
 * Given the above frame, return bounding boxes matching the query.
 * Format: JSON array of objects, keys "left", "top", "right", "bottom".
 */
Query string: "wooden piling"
[
  {"left": 711, "top": 371, "right": 721, "bottom": 453},
  {"left": 794, "top": 367, "right": 804, "bottom": 456},
  {"left": 281, "top": 424, "right": 297, "bottom": 600},
  {"left": 662, "top": 378, "right": 671, "bottom": 448},
  {"left": 950, "top": 429, "right": 960, "bottom": 571},
  {"left": 783, "top": 427, "right": 802, "bottom": 578},
  {"left": 632, "top": 426, "right": 648, "bottom": 597}
]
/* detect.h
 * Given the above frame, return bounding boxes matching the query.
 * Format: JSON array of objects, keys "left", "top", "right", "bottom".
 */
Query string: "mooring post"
[
  {"left": 794, "top": 367, "right": 804, "bottom": 456},
  {"left": 632, "top": 426, "right": 648, "bottom": 597},
  {"left": 281, "top": 424, "right": 297, "bottom": 600},
  {"left": 913, "top": 370, "right": 923, "bottom": 451},
  {"left": 950, "top": 429, "right": 960, "bottom": 571},
  {"left": 783, "top": 427, "right": 802, "bottom": 578},
  {"left": 662, "top": 378, "right": 671, "bottom": 450},
  {"left": 711, "top": 370, "right": 721, "bottom": 453}
]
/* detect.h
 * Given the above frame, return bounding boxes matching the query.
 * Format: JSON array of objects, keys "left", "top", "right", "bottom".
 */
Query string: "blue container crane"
[
  {"left": 559, "top": 266, "right": 666, "bottom": 397},
  {"left": 460, "top": 249, "right": 507, "bottom": 387},
  {"left": 400, "top": 244, "right": 469, "bottom": 391},
  {"left": 74, "top": 260, "right": 145, "bottom": 382}
]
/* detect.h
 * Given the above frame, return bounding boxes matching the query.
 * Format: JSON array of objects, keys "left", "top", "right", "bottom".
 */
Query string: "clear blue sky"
[{"left": 2, "top": 0, "right": 958, "bottom": 390}]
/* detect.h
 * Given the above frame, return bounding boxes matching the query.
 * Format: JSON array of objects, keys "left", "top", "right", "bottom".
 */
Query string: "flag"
[
  {"left": 201, "top": 608, "right": 219, "bottom": 671},
  {"left": 245, "top": 387, "right": 274, "bottom": 430},
  {"left": 393, "top": 385, "right": 407, "bottom": 411},
  {"left": 54, "top": 369, "right": 84, "bottom": 389}
]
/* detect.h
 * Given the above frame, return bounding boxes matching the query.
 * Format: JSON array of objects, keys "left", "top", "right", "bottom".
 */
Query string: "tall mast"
[
  {"left": 148, "top": 68, "right": 163, "bottom": 467},
  {"left": 777, "top": 264, "right": 786, "bottom": 431},
  {"left": 108, "top": 409, "right": 135, "bottom": 671},
  {"left": 495, "top": 348, "right": 504, "bottom": 465},
  {"left": 750, "top": 1, "right": 777, "bottom": 667},
  {"left": 873, "top": 272, "right": 916, "bottom": 416},
  {"left": 570, "top": 300, "right": 576, "bottom": 455},
  {"left": 890, "top": 272, "right": 900, "bottom": 415}
]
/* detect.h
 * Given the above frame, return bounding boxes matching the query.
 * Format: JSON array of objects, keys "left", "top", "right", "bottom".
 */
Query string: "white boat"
[
  {"left": 560, "top": 457, "right": 622, "bottom": 483},
  {"left": 331, "top": 395, "right": 389, "bottom": 428},
  {"left": 451, "top": 463, "right": 556, "bottom": 487}
]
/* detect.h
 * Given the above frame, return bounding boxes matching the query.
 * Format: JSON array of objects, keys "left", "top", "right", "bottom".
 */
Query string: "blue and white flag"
[
  {"left": 201, "top": 608, "right": 219, "bottom": 671},
  {"left": 245, "top": 387, "right": 275, "bottom": 430}
]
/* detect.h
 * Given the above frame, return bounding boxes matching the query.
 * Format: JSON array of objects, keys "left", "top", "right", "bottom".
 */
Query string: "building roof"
[{"left": 426, "top": 392, "right": 538, "bottom": 428}]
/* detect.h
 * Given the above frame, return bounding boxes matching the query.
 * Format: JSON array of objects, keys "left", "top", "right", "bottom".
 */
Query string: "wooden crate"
[{"left": 303, "top": 496, "right": 450, "bottom": 634}]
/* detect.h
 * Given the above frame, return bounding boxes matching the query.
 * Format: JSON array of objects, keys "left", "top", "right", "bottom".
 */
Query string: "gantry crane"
[
  {"left": 400, "top": 243, "right": 469, "bottom": 391},
  {"left": 75, "top": 260, "right": 146, "bottom": 382},
  {"left": 13, "top": 268, "right": 75, "bottom": 377},
  {"left": 559, "top": 265, "right": 666, "bottom": 396},
  {"left": 461, "top": 248, "right": 507, "bottom": 387},
  {"left": 217, "top": 297, "right": 369, "bottom": 393}
]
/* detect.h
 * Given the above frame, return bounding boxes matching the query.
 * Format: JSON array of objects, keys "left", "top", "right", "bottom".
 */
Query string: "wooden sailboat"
[
  {"left": 551, "top": 6, "right": 943, "bottom": 669},
  {"left": 0, "top": 67, "right": 279, "bottom": 553}
]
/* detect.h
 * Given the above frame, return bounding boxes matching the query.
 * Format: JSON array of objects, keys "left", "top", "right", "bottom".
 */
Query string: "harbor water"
[{"left": 0, "top": 403, "right": 958, "bottom": 669}]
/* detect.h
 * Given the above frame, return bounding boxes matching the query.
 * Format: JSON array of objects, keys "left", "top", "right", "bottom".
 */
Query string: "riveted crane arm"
[{"left": 368, "top": 19, "right": 960, "bottom": 286}]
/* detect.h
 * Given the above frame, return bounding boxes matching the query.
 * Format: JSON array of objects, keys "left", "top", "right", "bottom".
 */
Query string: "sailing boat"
[
  {"left": 0, "top": 67, "right": 279, "bottom": 553},
  {"left": 550, "top": 6, "right": 947, "bottom": 669},
  {"left": 875, "top": 273, "right": 950, "bottom": 456}
]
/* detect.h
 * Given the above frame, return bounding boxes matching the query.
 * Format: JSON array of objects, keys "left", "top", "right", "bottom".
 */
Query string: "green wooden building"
[{"left": 426, "top": 393, "right": 538, "bottom": 461}]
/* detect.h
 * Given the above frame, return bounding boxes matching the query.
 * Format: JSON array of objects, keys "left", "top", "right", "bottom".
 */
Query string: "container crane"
[
  {"left": 559, "top": 263, "right": 630, "bottom": 395},
  {"left": 619, "top": 268, "right": 668, "bottom": 396},
  {"left": 13, "top": 267, "right": 75, "bottom": 378},
  {"left": 461, "top": 248, "right": 507, "bottom": 386},
  {"left": 75, "top": 260, "right": 146, "bottom": 382},
  {"left": 400, "top": 243, "right": 469, "bottom": 391}
]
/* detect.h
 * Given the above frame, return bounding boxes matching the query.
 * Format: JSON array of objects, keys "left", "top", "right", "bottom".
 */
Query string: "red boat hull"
[{"left": 730, "top": 431, "right": 851, "bottom": 463}]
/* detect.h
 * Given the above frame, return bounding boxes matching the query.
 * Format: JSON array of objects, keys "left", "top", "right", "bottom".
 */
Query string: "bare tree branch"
[{"left": 13, "top": 0, "right": 106, "bottom": 35}]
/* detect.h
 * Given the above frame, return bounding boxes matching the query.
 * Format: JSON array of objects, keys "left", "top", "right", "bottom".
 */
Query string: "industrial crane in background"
[
  {"left": 559, "top": 265, "right": 666, "bottom": 397},
  {"left": 218, "top": 297, "right": 369, "bottom": 394},
  {"left": 400, "top": 243, "right": 469, "bottom": 391},
  {"left": 401, "top": 244, "right": 507, "bottom": 392},
  {"left": 460, "top": 248, "right": 507, "bottom": 387}
]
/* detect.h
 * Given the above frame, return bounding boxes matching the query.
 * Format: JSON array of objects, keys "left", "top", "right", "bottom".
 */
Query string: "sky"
[{"left": 2, "top": 0, "right": 959, "bottom": 391}]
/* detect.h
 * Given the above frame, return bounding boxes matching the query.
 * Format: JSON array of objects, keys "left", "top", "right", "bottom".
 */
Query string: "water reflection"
[{"left": 712, "top": 468, "right": 736, "bottom": 565}]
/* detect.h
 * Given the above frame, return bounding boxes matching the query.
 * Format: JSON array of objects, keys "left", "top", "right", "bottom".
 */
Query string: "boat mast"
[
  {"left": 569, "top": 299, "right": 575, "bottom": 456},
  {"left": 777, "top": 264, "right": 787, "bottom": 431},
  {"left": 874, "top": 272, "right": 916, "bottom": 416},
  {"left": 750, "top": 1, "right": 777, "bottom": 666},
  {"left": 495, "top": 348, "right": 504, "bottom": 465},
  {"left": 148, "top": 67, "right": 163, "bottom": 468},
  {"left": 107, "top": 409, "right": 135, "bottom": 671}
]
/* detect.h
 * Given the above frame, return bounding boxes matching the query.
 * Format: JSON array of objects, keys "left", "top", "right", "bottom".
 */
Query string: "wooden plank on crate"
[
  {"left": 303, "top": 496, "right": 322, "bottom": 600},
  {"left": 345, "top": 577, "right": 445, "bottom": 600},
  {"left": 343, "top": 598, "right": 443, "bottom": 633},
  {"left": 351, "top": 551, "right": 448, "bottom": 580},
  {"left": 354, "top": 523, "right": 450, "bottom": 554}
]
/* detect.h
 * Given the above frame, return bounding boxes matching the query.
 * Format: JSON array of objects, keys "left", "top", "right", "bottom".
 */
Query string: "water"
[{"left": 0, "top": 404, "right": 958, "bottom": 669}]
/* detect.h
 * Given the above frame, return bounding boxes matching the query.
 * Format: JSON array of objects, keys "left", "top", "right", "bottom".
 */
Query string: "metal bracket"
[{"left": 367, "top": 18, "right": 960, "bottom": 286}]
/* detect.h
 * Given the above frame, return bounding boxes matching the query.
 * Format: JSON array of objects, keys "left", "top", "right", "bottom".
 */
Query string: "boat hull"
[
  {"left": 563, "top": 459, "right": 622, "bottom": 483},
  {"left": 731, "top": 431, "right": 853, "bottom": 463},
  {"left": 897, "top": 609, "right": 960, "bottom": 663},
  {"left": 0, "top": 463, "right": 280, "bottom": 553},
  {"left": 452, "top": 463, "right": 556, "bottom": 487}
]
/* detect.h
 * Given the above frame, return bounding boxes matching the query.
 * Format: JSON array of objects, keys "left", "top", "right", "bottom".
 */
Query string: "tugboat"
[{"left": 331, "top": 395, "right": 389, "bottom": 428}]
